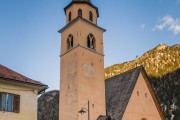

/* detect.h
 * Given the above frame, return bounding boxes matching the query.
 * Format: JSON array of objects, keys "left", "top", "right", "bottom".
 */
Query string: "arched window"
[
  {"left": 87, "top": 34, "right": 95, "bottom": 50},
  {"left": 67, "top": 34, "right": 73, "bottom": 50},
  {"left": 68, "top": 12, "right": 72, "bottom": 22},
  {"left": 89, "top": 11, "right": 93, "bottom": 21},
  {"left": 78, "top": 9, "right": 82, "bottom": 17}
]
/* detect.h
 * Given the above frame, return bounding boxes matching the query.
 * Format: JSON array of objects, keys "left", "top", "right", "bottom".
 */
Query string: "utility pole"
[{"left": 88, "top": 100, "right": 90, "bottom": 120}]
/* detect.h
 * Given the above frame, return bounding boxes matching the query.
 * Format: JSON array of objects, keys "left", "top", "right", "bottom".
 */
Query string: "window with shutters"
[
  {"left": 13, "top": 95, "right": 20, "bottom": 113},
  {"left": 0, "top": 92, "right": 20, "bottom": 113}
]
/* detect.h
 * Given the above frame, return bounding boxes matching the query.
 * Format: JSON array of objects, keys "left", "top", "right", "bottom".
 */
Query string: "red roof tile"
[{"left": 0, "top": 64, "right": 46, "bottom": 86}]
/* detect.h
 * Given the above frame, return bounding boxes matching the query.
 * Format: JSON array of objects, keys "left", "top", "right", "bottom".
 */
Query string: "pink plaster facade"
[
  {"left": 122, "top": 72, "right": 164, "bottom": 120},
  {"left": 59, "top": 1, "right": 106, "bottom": 120},
  {"left": 65, "top": 3, "right": 98, "bottom": 25}
]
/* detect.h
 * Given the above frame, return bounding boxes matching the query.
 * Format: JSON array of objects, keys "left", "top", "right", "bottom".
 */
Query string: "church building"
[
  {"left": 59, "top": 0, "right": 165, "bottom": 120},
  {"left": 102, "top": 66, "right": 165, "bottom": 120}
]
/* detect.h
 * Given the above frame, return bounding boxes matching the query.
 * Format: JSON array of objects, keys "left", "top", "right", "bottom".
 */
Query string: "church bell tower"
[{"left": 59, "top": 0, "right": 106, "bottom": 120}]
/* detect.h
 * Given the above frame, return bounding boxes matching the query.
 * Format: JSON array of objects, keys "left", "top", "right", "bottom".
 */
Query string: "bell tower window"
[
  {"left": 68, "top": 12, "right": 72, "bottom": 22},
  {"left": 87, "top": 34, "right": 95, "bottom": 50},
  {"left": 89, "top": 11, "right": 93, "bottom": 21},
  {"left": 67, "top": 34, "right": 73, "bottom": 50},
  {"left": 78, "top": 9, "right": 82, "bottom": 17}
]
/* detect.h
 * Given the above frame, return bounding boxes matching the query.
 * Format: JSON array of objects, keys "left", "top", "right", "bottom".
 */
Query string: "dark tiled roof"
[
  {"left": 64, "top": 0, "right": 99, "bottom": 17},
  {"left": 105, "top": 66, "right": 143, "bottom": 120},
  {"left": 72, "top": 0, "right": 91, "bottom": 4},
  {"left": 97, "top": 115, "right": 111, "bottom": 120},
  {"left": 0, "top": 64, "right": 47, "bottom": 87}
]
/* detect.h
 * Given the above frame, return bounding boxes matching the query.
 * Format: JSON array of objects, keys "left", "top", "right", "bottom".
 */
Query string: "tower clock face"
[{"left": 83, "top": 64, "right": 95, "bottom": 76}]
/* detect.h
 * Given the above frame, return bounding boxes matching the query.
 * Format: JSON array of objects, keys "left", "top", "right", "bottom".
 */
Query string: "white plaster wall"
[{"left": 0, "top": 80, "right": 38, "bottom": 120}]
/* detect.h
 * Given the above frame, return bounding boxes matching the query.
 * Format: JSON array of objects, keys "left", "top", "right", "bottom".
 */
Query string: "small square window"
[
  {"left": 145, "top": 93, "right": 147, "bottom": 98},
  {"left": 137, "top": 91, "right": 139, "bottom": 96}
]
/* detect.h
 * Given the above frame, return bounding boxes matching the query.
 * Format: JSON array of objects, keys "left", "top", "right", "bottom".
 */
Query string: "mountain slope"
[
  {"left": 104, "top": 44, "right": 180, "bottom": 120},
  {"left": 105, "top": 44, "right": 180, "bottom": 79},
  {"left": 149, "top": 68, "right": 180, "bottom": 120},
  {"left": 38, "top": 90, "right": 59, "bottom": 120}
]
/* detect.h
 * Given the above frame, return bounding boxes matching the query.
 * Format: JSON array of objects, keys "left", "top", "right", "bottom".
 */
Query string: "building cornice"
[
  {"left": 60, "top": 44, "right": 104, "bottom": 57},
  {"left": 58, "top": 17, "right": 106, "bottom": 33},
  {"left": 0, "top": 77, "right": 48, "bottom": 94}
]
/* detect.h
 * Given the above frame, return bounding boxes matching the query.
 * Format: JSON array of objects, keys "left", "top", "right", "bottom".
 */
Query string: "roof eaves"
[
  {"left": 58, "top": 17, "right": 106, "bottom": 33},
  {"left": 58, "top": 17, "right": 79, "bottom": 33},
  {"left": 105, "top": 65, "right": 143, "bottom": 81},
  {"left": 0, "top": 77, "right": 48, "bottom": 93},
  {"left": 38, "top": 86, "right": 49, "bottom": 95}
]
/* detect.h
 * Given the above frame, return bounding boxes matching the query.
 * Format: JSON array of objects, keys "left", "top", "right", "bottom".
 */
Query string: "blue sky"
[{"left": 0, "top": 0, "right": 180, "bottom": 91}]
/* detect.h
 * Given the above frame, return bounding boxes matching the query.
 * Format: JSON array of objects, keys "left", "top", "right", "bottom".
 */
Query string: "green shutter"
[{"left": 13, "top": 94, "right": 20, "bottom": 113}]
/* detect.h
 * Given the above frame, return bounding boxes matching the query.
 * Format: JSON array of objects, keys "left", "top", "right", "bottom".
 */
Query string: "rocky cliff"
[{"left": 38, "top": 90, "right": 59, "bottom": 120}]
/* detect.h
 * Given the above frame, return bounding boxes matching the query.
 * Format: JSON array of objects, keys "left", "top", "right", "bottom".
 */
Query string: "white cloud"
[
  {"left": 153, "top": 15, "right": 180, "bottom": 35},
  {"left": 140, "top": 24, "right": 146, "bottom": 30}
]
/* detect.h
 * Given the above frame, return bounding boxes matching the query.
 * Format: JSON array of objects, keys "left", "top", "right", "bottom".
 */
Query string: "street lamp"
[{"left": 78, "top": 100, "right": 90, "bottom": 120}]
